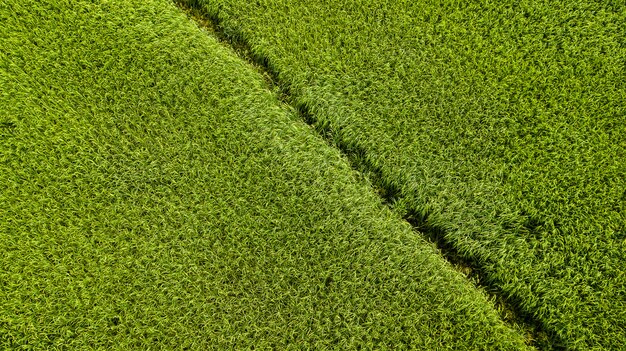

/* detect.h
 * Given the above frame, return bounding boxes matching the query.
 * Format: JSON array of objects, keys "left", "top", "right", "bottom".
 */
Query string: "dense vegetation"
[
  {"left": 0, "top": 0, "right": 531, "bottom": 349},
  {"left": 185, "top": 0, "right": 626, "bottom": 349}
]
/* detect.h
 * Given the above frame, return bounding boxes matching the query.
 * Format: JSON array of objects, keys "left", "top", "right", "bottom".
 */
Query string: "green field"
[
  {"left": 183, "top": 0, "right": 626, "bottom": 350},
  {"left": 0, "top": 0, "right": 535, "bottom": 349}
]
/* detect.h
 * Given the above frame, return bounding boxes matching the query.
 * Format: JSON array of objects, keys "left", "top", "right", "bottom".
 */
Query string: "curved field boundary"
[
  {"left": 1, "top": 0, "right": 531, "bottom": 349},
  {"left": 182, "top": 0, "right": 626, "bottom": 349}
]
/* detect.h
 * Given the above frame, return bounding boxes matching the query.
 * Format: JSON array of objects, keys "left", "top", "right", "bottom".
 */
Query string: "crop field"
[
  {"left": 1, "top": 0, "right": 624, "bottom": 350},
  {"left": 0, "top": 0, "right": 536, "bottom": 349},
  {"left": 182, "top": 0, "right": 626, "bottom": 350}
]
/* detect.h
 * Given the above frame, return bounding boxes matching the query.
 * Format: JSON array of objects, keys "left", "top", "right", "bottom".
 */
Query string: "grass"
[
  {"left": 183, "top": 0, "right": 626, "bottom": 349},
  {"left": 0, "top": 0, "right": 533, "bottom": 349}
]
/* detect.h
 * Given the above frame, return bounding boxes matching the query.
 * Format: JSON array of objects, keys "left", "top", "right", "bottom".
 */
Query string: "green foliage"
[
  {"left": 186, "top": 0, "right": 626, "bottom": 349},
  {"left": 0, "top": 0, "right": 530, "bottom": 349}
]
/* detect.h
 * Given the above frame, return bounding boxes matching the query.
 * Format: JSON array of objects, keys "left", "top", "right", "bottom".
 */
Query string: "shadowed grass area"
[
  {"left": 0, "top": 0, "right": 532, "bottom": 349},
  {"left": 182, "top": 0, "right": 626, "bottom": 349}
]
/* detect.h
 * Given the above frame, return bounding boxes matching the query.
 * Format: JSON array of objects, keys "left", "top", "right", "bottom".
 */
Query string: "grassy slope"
[
  {"left": 188, "top": 0, "right": 626, "bottom": 349},
  {"left": 0, "top": 0, "right": 532, "bottom": 349}
]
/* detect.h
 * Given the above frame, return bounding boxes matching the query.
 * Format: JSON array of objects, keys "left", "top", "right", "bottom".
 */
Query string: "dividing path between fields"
[
  {"left": 180, "top": 1, "right": 626, "bottom": 350},
  {"left": 1, "top": 0, "right": 533, "bottom": 349}
]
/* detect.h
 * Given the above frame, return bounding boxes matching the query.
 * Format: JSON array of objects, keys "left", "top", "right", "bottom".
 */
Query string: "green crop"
[
  {"left": 184, "top": 0, "right": 626, "bottom": 349},
  {"left": 0, "top": 0, "right": 531, "bottom": 349}
]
